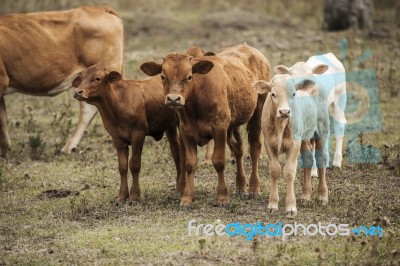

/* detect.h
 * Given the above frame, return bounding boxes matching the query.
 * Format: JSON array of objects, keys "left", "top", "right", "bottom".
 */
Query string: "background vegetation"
[{"left": 0, "top": 0, "right": 399, "bottom": 265}]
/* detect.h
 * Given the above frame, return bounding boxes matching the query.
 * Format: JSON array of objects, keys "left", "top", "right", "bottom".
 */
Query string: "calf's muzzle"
[
  {"left": 278, "top": 108, "right": 291, "bottom": 117},
  {"left": 166, "top": 94, "right": 184, "bottom": 106}
]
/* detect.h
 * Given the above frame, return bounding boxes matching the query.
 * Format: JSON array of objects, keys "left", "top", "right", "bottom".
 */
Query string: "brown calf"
[
  {"left": 141, "top": 43, "right": 270, "bottom": 207},
  {"left": 72, "top": 64, "right": 184, "bottom": 204}
]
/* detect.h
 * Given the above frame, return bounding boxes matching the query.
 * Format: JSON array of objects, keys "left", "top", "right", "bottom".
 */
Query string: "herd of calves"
[
  {"left": 74, "top": 43, "right": 347, "bottom": 216},
  {"left": 0, "top": 6, "right": 347, "bottom": 216}
]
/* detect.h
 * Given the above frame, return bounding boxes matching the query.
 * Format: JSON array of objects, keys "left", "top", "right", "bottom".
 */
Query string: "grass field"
[{"left": 0, "top": 1, "right": 399, "bottom": 265}]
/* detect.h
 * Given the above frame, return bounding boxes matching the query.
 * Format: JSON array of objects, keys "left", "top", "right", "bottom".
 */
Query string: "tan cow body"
[
  {"left": 0, "top": 6, "right": 123, "bottom": 156},
  {"left": 141, "top": 43, "right": 270, "bottom": 206},
  {"left": 72, "top": 64, "right": 184, "bottom": 203}
]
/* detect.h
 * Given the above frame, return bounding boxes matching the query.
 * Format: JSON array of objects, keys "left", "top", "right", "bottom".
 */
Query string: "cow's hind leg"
[
  {"left": 204, "top": 140, "right": 213, "bottom": 165},
  {"left": 332, "top": 84, "right": 347, "bottom": 168},
  {"left": 0, "top": 66, "right": 10, "bottom": 157},
  {"left": 61, "top": 101, "right": 97, "bottom": 152},
  {"left": 300, "top": 140, "right": 314, "bottom": 203},
  {"left": 0, "top": 96, "right": 10, "bottom": 158},
  {"left": 315, "top": 136, "right": 329, "bottom": 205},
  {"left": 247, "top": 100, "right": 263, "bottom": 198},
  {"left": 227, "top": 127, "right": 247, "bottom": 198}
]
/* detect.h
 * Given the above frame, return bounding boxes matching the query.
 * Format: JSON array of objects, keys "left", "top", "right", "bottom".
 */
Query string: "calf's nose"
[
  {"left": 73, "top": 89, "right": 83, "bottom": 98},
  {"left": 279, "top": 109, "right": 291, "bottom": 115},
  {"left": 166, "top": 94, "right": 183, "bottom": 106}
]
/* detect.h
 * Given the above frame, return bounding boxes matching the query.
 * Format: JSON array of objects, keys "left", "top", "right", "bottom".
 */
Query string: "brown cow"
[
  {"left": 141, "top": 43, "right": 270, "bottom": 207},
  {"left": 72, "top": 64, "right": 185, "bottom": 203},
  {"left": 0, "top": 6, "right": 123, "bottom": 157}
]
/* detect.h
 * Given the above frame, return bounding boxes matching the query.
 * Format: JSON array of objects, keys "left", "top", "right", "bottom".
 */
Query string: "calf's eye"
[
  {"left": 187, "top": 75, "right": 192, "bottom": 81},
  {"left": 292, "top": 92, "right": 296, "bottom": 96},
  {"left": 95, "top": 77, "right": 101, "bottom": 82},
  {"left": 271, "top": 92, "right": 275, "bottom": 97},
  {"left": 161, "top": 75, "right": 165, "bottom": 81}
]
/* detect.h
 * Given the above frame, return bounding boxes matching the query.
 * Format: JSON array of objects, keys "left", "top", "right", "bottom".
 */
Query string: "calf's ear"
[
  {"left": 252, "top": 80, "right": 271, "bottom": 94},
  {"left": 192, "top": 60, "right": 214, "bottom": 75},
  {"left": 312, "top": 64, "right": 328, "bottom": 75},
  {"left": 274, "top": 65, "right": 290, "bottom": 74},
  {"left": 72, "top": 75, "right": 82, "bottom": 88},
  {"left": 140, "top": 62, "right": 162, "bottom": 76},
  {"left": 106, "top": 71, "right": 122, "bottom": 84}
]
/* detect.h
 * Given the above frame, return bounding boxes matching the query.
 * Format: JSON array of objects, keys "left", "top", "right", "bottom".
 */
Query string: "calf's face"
[
  {"left": 140, "top": 54, "right": 214, "bottom": 107},
  {"left": 72, "top": 64, "right": 122, "bottom": 101},
  {"left": 253, "top": 75, "right": 316, "bottom": 118}
]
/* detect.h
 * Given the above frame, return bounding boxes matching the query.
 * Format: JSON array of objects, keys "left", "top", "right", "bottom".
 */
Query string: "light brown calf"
[{"left": 254, "top": 66, "right": 330, "bottom": 216}]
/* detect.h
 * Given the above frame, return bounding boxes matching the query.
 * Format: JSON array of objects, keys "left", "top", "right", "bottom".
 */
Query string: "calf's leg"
[
  {"left": 116, "top": 146, "right": 129, "bottom": 203},
  {"left": 284, "top": 141, "right": 301, "bottom": 216},
  {"left": 227, "top": 127, "right": 247, "bottom": 197},
  {"left": 166, "top": 127, "right": 185, "bottom": 193},
  {"left": 0, "top": 67, "right": 10, "bottom": 157},
  {"left": 0, "top": 97, "right": 10, "bottom": 157},
  {"left": 300, "top": 140, "right": 314, "bottom": 201},
  {"left": 315, "top": 137, "right": 329, "bottom": 205},
  {"left": 213, "top": 130, "right": 229, "bottom": 205},
  {"left": 332, "top": 84, "right": 347, "bottom": 168},
  {"left": 180, "top": 138, "right": 197, "bottom": 207},
  {"left": 266, "top": 142, "right": 281, "bottom": 212},
  {"left": 204, "top": 140, "right": 213, "bottom": 165},
  {"left": 247, "top": 107, "right": 262, "bottom": 197},
  {"left": 128, "top": 131, "right": 145, "bottom": 202}
]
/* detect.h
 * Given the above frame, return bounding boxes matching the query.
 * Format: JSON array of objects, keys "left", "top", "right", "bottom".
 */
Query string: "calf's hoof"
[
  {"left": 217, "top": 195, "right": 230, "bottom": 206},
  {"left": 332, "top": 153, "right": 342, "bottom": 168},
  {"left": 128, "top": 198, "right": 140, "bottom": 206},
  {"left": 319, "top": 196, "right": 328, "bottom": 205},
  {"left": 115, "top": 194, "right": 129, "bottom": 205},
  {"left": 248, "top": 192, "right": 260, "bottom": 199},
  {"left": 267, "top": 207, "right": 278, "bottom": 214},
  {"left": 180, "top": 196, "right": 193, "bottom": 209},
  {"left": 203, "top": 159, "right": 212, "bottom": 165},
  {"left": 299, "top": 198, "right": 311, "bottom": 207},
  {"left": 180, "top": 204, "right": 193, "bottom": 210},
  {"left": 286, "top": 209, "right": 298, "bottom": 218},
  {"left": 236, "top": 190, "right": 248, "bottom": 199}
]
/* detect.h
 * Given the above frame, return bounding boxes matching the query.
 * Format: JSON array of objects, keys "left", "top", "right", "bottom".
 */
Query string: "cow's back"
[
  {"left": 0, "top": 6, "right": 123, "bottom": 95},
  {"left": 217, "top": 43, "right": 270, "bottom": 126}
]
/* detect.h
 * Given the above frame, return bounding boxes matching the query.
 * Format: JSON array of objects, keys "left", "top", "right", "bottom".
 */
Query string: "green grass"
[{"left": 0, "top": 1, "right": 399, "bottom": 265}]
